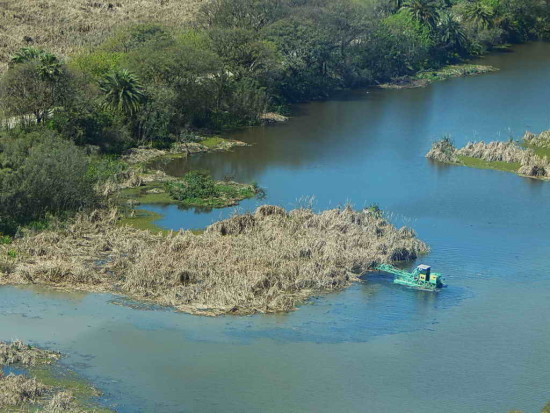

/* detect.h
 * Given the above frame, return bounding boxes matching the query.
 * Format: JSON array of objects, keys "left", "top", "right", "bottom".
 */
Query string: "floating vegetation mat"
[{"left": 0, "top": 205, "right": 428, "bottom": 315}]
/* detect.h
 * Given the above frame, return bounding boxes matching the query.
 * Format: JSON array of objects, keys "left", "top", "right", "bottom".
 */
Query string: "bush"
[
  {"left": 0, "top": 131, "right": 99, "bottom": 234},
  {"left": 166, "top": 170, "right": 219, "bottom": 201}
]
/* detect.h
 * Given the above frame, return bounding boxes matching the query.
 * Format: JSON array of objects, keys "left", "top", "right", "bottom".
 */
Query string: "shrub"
[
  {"left": 166, "top": 170, "right": 219, "bottom": 201},
  {"left": 0, "top": 132, "right": 99, "bottom": 234}
]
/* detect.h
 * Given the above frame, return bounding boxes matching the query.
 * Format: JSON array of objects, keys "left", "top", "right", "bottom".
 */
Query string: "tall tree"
[
  {"left": 10, "top": 47, "right": 63, "bottom": 81},
  {"left": 99, "top": 69, "right": 146, "bottom": 117},
  {"left": 462, "top": 1, "right": 495, "bottom": 28},
  {"left": 438, "top": 13, "right": 468, "bottom": 53},
  {"left": 1, "top": 48, "right": 70, "bottom": 123},
  {"left": 403, "top": 0, "right": 440, "bottom": 29}
]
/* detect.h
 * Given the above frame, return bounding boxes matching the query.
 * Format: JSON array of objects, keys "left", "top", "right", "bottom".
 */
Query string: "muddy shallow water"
[{"left": 1, "top": 42, "right": 550, "bottom": 412}]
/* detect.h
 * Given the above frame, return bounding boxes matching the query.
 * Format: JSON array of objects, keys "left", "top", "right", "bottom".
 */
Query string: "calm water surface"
[{"left": 1, "top": 43, "right": 550, "bottom": 412}]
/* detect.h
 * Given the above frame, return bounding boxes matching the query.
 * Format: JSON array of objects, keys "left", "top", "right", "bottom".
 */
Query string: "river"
[{"left": 1, "top": 42, "right": 549, "bottom": 412}]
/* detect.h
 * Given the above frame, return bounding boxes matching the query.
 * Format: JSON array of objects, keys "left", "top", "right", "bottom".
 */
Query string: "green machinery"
[{"left": 375, "top": 264, "right": 445, "bottom": 291}]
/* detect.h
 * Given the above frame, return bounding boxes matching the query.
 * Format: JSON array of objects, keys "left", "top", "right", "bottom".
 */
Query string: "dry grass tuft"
[
  {"left": 0, "top": 0, "right": 204, "bottom": 71},
  {"left": 0, "top": 341, "right": 60, "bottom": 366},
  {"left": 0, "top": 373, "right": 46, "bottom": 408},
  {"left": 523, "top": 130, "right": 550, "bottom": 148},
  {"left": 1, "top": 206, "right": 428, "bottom": 315}
]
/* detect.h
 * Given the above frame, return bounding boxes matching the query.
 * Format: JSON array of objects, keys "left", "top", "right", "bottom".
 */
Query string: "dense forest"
[{"left": 0, "top": 0, "right": 549, "bottom": 234}]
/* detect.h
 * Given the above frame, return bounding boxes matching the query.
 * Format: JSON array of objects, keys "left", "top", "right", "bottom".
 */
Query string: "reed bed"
[
  {"left": 0, "top": 0, "right": 204, "bottom": 71},
  {"left": 1, "top": 205, "right": 428, "bottom": 315}
]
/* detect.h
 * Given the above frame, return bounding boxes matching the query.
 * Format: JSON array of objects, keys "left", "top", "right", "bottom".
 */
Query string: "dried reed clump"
[
  {"left": 44, "top": 391, "right": 79, "bottom": 413},
  {"left": 0, "top": 373, "right": 46, "bottom": 408},
  {"left": 426, "top": 137, "right": 458, "bottom": 163},
  {"left": 517, "top": 161, "right": 549, "bottom": 178},
  {"left": 523, "top": 130, "right": 550, "bottom": 148},
  {"left": 456, "top": 140, "right": 532, "bottom": 163},
  {"left": 0, "top": 0, "right": 204, "bottom": 72},
  {"left": 0, "top": 341, "right": 60, "bottom": 366},
  {"left": 1, "top": 206, "right": 429, "bottom": 315}
]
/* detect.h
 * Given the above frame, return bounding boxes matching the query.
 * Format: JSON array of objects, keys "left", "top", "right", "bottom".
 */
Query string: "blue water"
[{"left": 1, "top": 43, "right": 549, "bottom": 412}]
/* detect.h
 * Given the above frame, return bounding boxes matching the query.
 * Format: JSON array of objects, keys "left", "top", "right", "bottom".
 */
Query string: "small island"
[{"left": 426, "top": 130, "right": 550, "bottom": 180}]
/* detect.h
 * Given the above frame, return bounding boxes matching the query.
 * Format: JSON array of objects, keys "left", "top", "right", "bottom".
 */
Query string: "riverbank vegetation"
[
  {"left": 1, "top": 0, "right": 549, "bottom": 154},
  {"left": 0, "top": 340, "right": 110, "bottom": 412},
  {"left": 0, "top": 205, "right": 428, "bottom": 315},
  {"left": 426, "top": 130, "right": 550, "bottom": 179}
]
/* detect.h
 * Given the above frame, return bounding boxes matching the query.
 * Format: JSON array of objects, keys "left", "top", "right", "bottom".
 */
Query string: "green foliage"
[
  {"left": 167, "top": 170, "right": 218, "bottom": 201},
  {"left": 0, "top": 130, "right": 99, "bottom": 235},
  {"left": 69, "top": 51, "right": 123, "bottom": 80},
  {"left": 1, "top": 0, "right": 546, "bottom": 153},
  {"left": 1, "top": 49, "right": 72, "bottom": 123},
  {"left": 99, "top": 69, "right": 147, "bottom": 116},
  {"left": 402, "top": 0, "right": 440, "bottom": 29}
]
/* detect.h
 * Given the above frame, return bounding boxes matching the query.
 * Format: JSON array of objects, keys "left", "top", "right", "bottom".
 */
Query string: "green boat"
[{"left": 374, "top": 264, "right": 445, "bottom": 291}]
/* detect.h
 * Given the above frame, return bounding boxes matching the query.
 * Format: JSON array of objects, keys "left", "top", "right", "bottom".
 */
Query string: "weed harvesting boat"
[{"left": 375, "top": 264, "right": 445, "bottom": 291}]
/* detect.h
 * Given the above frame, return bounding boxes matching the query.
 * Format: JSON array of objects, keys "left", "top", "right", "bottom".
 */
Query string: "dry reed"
[
  {"left": 0, "top": 373, "right": 46, "bottom": 408},
  {"left": 0, "top": 341, "right": 60, "bottom": 366},
  {"left": 0, "top": 205, "right": 429, "bottom": 315}
]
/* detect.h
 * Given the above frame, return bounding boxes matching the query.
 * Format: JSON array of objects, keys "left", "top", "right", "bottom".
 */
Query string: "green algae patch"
[
  {"left": 119, "top": 173, "right": 262, "bottom": 210},
  {"left": 458, "top": 155, "right": 521, "bottom": 173},
  {"left": 414, "top": 64, "right": 498, "bottom": 82},
  {"left": 120, "top": 182, "right": 173, "bottom": 205},
  {"left": 200, "top": 136, "right": 225, "bottom": 149},
  {"left": 381, "top": 64, "right": 497, "bottom": 89},
  {"left": 118, "top": 208, "right": 169, "bottom": 235}
]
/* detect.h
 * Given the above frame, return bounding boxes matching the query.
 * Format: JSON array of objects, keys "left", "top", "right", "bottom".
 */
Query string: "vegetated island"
[
  {"left": 0, "top": 205, "right": 428, "bottom": 316},
  {"left": 426, "top": 130, "right": 550, "bottom": 180},
  {"left": 379, "top": 64, "right": 498, "bottom": 89},
  {"left": 0, "top": 340, "right": 111, "bottom": 412}
]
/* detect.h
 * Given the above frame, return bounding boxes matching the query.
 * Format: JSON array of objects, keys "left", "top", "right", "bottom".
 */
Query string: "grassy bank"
[
  {"left": 380, "top": 64, "right": 498, "bottom": 89},
  {"left": 0, "top": 341, "right": 111, "bottom": 412},
  {"left": 0, "top": 205, "right": 428, "bottom": 316},
  {"left": 426, "top": 131, "right": 550, "bottom": 180}
]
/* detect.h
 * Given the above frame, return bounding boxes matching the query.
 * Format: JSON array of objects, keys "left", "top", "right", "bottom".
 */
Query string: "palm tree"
[
  {"left": 10, "top": 47, "right": 63, "bottom": 81},
  {"left": 403, "top": 0, "right": 440, "bottom": 29},
  {"left": 438, "top": 13, "right": 468, "bottom": 53},
  {"left": 10, "top": 47, "right": 43, "bottom": 64},
  {"left": 99, "top": 69, "right": 147, "bottom": 117},
  {"left": 463, "top": 2, "right": 494, "bottom": 28}
]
